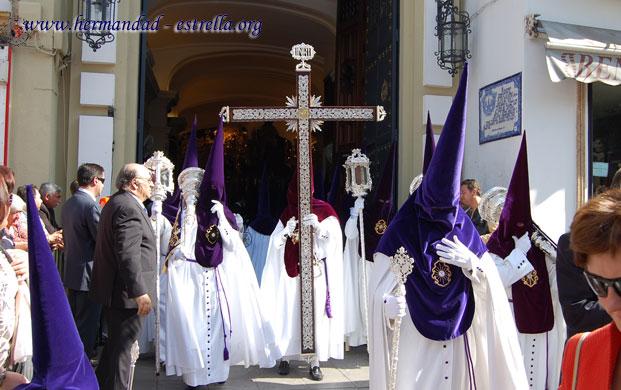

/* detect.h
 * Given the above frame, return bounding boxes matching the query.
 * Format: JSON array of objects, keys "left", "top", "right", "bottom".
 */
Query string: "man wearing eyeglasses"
[
  {"left": 91, "top": 163, "right": 156, "bottom": 390},
  {"left": 62, "top": 163, "right": 106, "bottom": 361}
]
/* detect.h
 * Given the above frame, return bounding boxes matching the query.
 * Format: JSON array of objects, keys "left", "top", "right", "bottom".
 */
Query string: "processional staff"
[
  {"left": 144, "top": 151, "right": 175, "bottom": 376},
  {"left": 387, "top": 247, "right": 414, "bottom": 390},
  {"left": 343, "top": 149, "right": 372, "bottom": 342}
]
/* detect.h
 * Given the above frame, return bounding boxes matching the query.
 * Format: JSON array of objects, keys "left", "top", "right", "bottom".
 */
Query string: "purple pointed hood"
[
  {"left": 376, "top": 64, "right": 487, "bottom": 341},
  {"left": 364, "top": 141, "right": 397, "bottom": 258},
  {"left": 163, "top": 115, "right": 199, "bottom": 224},
  {"left": 17, "top": 185, "right": 98, "bottom": 389},
  {"left": 486, "top": 133, "right": 554, "bottom": 333},
  {"left": 194, "top": 116, "right": 238, "bottom": 268},
  {"left": 423, "top": 111, "right": 436, "bottom": 174},
  {"left": 249, "top": 164, "right": 278, "bottom": 235}
]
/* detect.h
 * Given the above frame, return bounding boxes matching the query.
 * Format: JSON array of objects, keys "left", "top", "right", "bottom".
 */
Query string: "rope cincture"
[
  {"left": 215, "top": 267, "right": 232, "bottom": 361},
  {"left": 322, "top": 258, "right": 332, "bottom": 318}
]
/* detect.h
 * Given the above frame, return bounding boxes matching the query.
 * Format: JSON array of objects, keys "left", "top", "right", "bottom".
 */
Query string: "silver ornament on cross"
[{"left": 220, "top": 42, "right": 386, "bottom": 354}]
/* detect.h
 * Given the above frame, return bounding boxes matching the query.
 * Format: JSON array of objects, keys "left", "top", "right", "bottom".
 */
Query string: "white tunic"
[
  {"left": 343, "top": 214, "right": 369, "bottom": 347},
  {"left": 261, "top": 217, "right": 344, "bottom": 361},
  {"left": 164, "top": 213, "right": 278, "bottom": 386},
  {"left": 369, "top": 251, "right": 529, "bottom": 390},
  {"left": 491, "top": 249, "right": 567, "bottom": 390},
  {"left": 138, "top": 214, "right": 172, "bottom": 355}
]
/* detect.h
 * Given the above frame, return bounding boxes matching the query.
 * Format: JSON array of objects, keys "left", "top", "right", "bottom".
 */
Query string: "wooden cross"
[{"left": 220, "top": 43, "right": 385, "bottom": 354}]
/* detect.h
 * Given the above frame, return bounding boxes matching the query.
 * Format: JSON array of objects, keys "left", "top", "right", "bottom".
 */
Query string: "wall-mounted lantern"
[
  {"left": 434, "top": 0, "right": 471, "bottom": 76},
  {"left": 76, "top": 0, "right": 118, "bottom": 51}
]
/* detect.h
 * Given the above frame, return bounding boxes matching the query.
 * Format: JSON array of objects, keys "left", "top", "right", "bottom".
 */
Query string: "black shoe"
[
  {"left": 185, "top": 386, "right": 199, "bottom": 390},
  {"left": 309, "top": 365, "right": 323, "bottom": 381},
  {"left": 278, "top": 360, "right": 290, "bottom": 375}
]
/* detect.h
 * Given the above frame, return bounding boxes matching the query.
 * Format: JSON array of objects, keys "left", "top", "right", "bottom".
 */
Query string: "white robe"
[
  {"left": 244, "top": 226, "right": 272, "bottom": 286},
  {"left": 164, "top": 213, "right": 278, "bottom": 386},
  {"left": 343, "top": 214, "right": 369, "bottom": 347},
  {"left": 491, "top": 249, "right": 567, "bottom": 390},
  {"left": 137, "top": 214, "right": 172, "bottom": 355},
  {"left": 369, "top": 251, "right": 529, "bottom": 390},
  {"left": 261, "top": 217, "right": 344, "bottom": 362}
]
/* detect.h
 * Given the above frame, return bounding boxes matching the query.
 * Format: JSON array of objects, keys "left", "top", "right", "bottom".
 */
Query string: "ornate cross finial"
[
  {"left": 291, "top": 43, "right": 316, "bottom": 71},
  {"left": 389, "top": 247, "right": 415, "bottom": 285}
]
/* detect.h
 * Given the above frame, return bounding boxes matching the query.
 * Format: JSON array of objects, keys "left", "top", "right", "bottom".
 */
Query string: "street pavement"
[{"left": 133, "top": 345, "right": 369, "bottom": 389}]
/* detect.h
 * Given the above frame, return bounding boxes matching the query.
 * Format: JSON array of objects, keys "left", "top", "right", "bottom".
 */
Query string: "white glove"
[
  {"left": 351, "top": 197, "right": 365, "bottom": 217},
  {"left": 512, "top": 233, "right": 531, "bottom": 255},
  {"left": 211, "top": 200, "right": 234, "bottom": 250},
  {"left": 383, "top": 294, "right": 407, "bottom": 320},
  {"left": 234, "top": 213, "right": 244, "bottom": 229},
  {"left": 435, "top": 236, "right": 481, "bottom": 280},
  {"left": 283, "top": 217, "right": 297, "bottom": 236},
  {"left": 210, "top": 200, "right": 226, "bottom": 221},
  {"left": 302, "top": 213, "right": 321, "bottom": 231}
]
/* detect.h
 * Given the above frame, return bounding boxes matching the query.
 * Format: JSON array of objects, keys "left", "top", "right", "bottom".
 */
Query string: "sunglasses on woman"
[{"left": 583, "top": 270, "right": 621, "bottom": 298}]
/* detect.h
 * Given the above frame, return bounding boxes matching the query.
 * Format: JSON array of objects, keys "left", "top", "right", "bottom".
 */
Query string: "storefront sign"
[
  {"left": 479, "top": 72, "right": 522, "bottom": 144},
  {"left": 547, "top": 51, "right": 621, "bottom": 86}
]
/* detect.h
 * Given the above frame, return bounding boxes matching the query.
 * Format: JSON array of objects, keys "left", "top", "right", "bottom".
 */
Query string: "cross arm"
[
  {"left": 310, "top": 106, "right": 386, "bottom": 122},
  {"left": 220, "top": 106, "right": 298, "bottom": 123}
]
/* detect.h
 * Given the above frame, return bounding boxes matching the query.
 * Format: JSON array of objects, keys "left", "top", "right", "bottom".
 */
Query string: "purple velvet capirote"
[
  {"left": 16, "top": 185, "right": 98, "bottom": 389},
  {"left": 162, "top": 115, "right": 200, "bottom": 225},
  {"left": 248, "top": 164, "right": 279, "bottom": 235},
  {"left": 363, "top": 141, "right": 398, "bottom": 259},
  {"left": 376, "top": 64, "right": 488, "bottom": 341},
  {"left": 194, "top": 116, "right": 238, "bottom": 268},
  {"left": 485, "top": 133, "right": 554, "bottom": 333},
  {"left": 423, "top": 111, "right": 436, "bottom": 174}
]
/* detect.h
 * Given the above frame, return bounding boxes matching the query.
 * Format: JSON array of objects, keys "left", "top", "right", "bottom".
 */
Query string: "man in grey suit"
[
  {"left": 62, "top": 163, "right": 106, "bottom": 359},
  {"left": 91, "top": 163, "right": 156, "bottom": 390}
]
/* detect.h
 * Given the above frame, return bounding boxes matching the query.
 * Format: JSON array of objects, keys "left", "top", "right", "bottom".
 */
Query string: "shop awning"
[{"left": 538, "top": 20, "right": 621, "bottom": 86}]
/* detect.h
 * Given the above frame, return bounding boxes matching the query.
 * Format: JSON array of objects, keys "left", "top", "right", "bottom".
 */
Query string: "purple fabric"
[
  {"left": 163, "top": 115, "right": 199, "bottom": 224},
  {"left": 194, "top": 116, "right": 238, "bottom": 268},
  {"left": 423, "top": 111, "right": 436, "bottom": 174},
  {"left": 248, "top": 164, "right": 278, "bottom": 235},
  {"left": 364, "top": 141, "right": 397, "bottom": 260},
  {"left": 17, "top": 185, "right": 98, "bottom": 389},
  {"left": 322, "top": 259, "right": 332, "bottom": 318},
  {"left": 314, "top": 164, "right": 326, "bottom": 201},
  {"left": 485, "top": 133, "right": 554, "bottom": 333},
  {"left": 376, "top": 64, "right": 487, "bottom": 341}
]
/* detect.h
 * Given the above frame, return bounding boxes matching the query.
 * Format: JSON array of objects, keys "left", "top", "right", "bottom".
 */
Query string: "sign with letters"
[{"left": 479, "top": 72, "right": 522, "bottom": 144}]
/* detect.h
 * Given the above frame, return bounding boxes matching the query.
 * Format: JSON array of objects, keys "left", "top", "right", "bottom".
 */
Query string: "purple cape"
[
  {"left": 376, "top": 64, "right": 487, "bottom": 341},
  {"left": 486, "top": 133, "right": 554, "bottom": 333},
  {"left": 17, "top": 185, "right": 98, "bottom": 389},
  {"left": 249, "top": 164, "right": 279, "bottom": 235},
  {"left": 194, "top": 116, "right": 238, "bottom": 268}
]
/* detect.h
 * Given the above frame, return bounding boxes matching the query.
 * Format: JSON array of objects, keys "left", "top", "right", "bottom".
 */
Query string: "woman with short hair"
[{"left": 559, "top": 189, "right": 621, "bottom": 389}]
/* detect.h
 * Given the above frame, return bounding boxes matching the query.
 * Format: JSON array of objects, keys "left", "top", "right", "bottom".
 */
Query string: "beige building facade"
[{"left": 4, "top": 0, "right": 461, "bottom": 207}]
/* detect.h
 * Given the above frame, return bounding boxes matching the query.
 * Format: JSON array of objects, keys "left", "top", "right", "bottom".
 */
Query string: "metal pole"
[
  {"left": 387, "top": 247, "right": 414, "bottom": 390},
  {"left": 357, "top": 197, "right": 369, "bottom": 342}
]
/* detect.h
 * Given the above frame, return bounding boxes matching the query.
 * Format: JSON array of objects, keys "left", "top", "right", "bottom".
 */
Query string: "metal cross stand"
[
  {"left": 144, "top": 151, "right": 175, "bottom": 375},
  {"left": 343, "top": 149, "right": 372, "bottom": 343},
  {"left": 221, "top": 43, "right": 385, "bottom": 355},
  {"left": 388, "top": 247, "right": 414, "bottom": 390}
]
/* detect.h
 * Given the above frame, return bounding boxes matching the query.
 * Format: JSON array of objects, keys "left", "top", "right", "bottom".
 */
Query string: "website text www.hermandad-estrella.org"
[{"left": 20, "top": 14, "right": 262, "bottom": 39}]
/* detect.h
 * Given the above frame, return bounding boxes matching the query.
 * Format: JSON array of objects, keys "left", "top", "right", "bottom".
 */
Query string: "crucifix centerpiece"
[{"left": 220, "top": 43, "right": 386, "bottom": 354}]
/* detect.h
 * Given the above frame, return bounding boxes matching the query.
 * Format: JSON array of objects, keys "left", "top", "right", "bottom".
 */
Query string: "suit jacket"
[
  {"left": 39, "top": 203, "right": 60, "bottom": 234},
  {"left": 90, "top": 190, "right": 156, "bottom": 309},
  {"left": 556, "top": 232, "right": 611, "bottom": 340},
  {"left": 61, "top": 190, "right": 101, "bottom": 291}
]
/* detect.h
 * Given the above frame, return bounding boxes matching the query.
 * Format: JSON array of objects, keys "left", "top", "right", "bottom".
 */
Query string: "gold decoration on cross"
[{"left": 298, "top": 107, "right": 310, "bottom": 120}]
